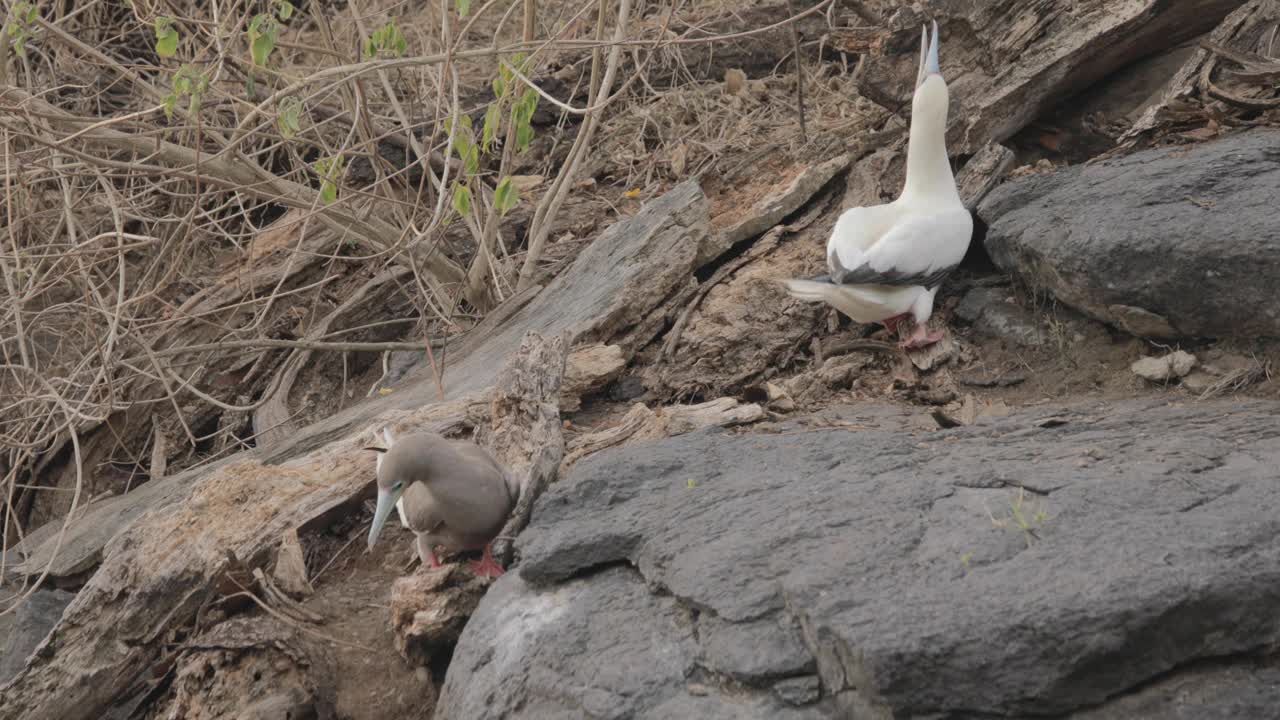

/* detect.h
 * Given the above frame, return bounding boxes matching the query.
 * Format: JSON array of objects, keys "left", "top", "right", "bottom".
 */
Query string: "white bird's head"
[{"left": 912, "top": 20, "right": 949, "bottom": 131}]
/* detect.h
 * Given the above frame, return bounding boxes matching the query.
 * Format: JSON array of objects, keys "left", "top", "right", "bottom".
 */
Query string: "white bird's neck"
[{"left": 900, "top": 82, "right": 960, "bottom": 206}]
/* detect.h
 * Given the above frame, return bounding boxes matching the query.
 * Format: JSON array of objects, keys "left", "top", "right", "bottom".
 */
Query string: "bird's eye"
[{"left": 394, "top": 481, "right": 403, "bottom": 491}]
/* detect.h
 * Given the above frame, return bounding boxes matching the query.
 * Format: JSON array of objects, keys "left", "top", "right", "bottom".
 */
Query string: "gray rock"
[
  {"left": 980, "top": 129, "right": 1280, "bottom": 340},
  {"left": 772, "top": 676, "right": 822, "bottom": 706},
  {"left": 698, "top": 613, "right": 813, "bottom": 682},
  {"left": 0, "top": 588, "right": 75, "bottom": 685},
  {"left": 955, "top": 286, "right": 1048, "bottom": 347},
  {"left": 1072, "top": 662, "right": 1280, "bottom": 720},
  {"left": 1131, "top": 350, "right": 1197, "bottom": 381},
  {"left": 436, "top": 567, "right": 836, "bottom": 719},
  {"left": 381, "top": 349, "right": 425, "bottom": 389},
  {"left": 439, "top": 398, "right": 1280, "bottom": 717}
]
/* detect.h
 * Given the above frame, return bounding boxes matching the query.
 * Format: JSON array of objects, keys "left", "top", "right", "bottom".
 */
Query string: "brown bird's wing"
[
  {"left": 425, "top": 442, "right": 515, "bottom": 540},
  {"left": 450, "top": 442, "right": 519, "bottom": 503},
  {"left": 399, "top": 481, "right": 444, "bottom": 535}
]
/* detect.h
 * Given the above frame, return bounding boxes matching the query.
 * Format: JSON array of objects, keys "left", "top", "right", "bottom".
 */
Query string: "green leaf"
[
  {"left": 451, "top": 183, "right": 472, "bottom": 216},
  {"left": 248, "top": 14, "right": 277, "bottom": 67},
  {"left": 276, "top": 0, "right": 294, "bottom": 21},
  {"left": 516, "top": 124, "right": 534, "bottom": 153},
  {"left": 154, "top": 17, "right": 179, "bottom": 57},
  {"left": 519, "top": 88, "right": 539, "bottom": 121},
  {"left": 365, "top": 21, "right": 406, "bottom": 58},
  {"left": 314, "top": 156, "right": 344, "bottom": 205},
  {"left": 493, "top": 177, "right": 518, "bottom": 216},
  {"left": 456, "top": 0, "right": 471, "bottom": 17},
  {"left": 459, "top": 114, "right": 473, "bottom": 130},
  {"left": 278, "top": 96, "right": 302, "bottom": 138},
  {"left": 251, "top": 33, "right": 273, "bottom": 66},
  {"left": 482, "top": 103, "right": 500, "bottom": 152},
  {"left": 463, "top": 145, "right": 479, "bottom": 176},
  {"left": 163, "top": 93, "right": 176, "bottom": 121},
  {"left": 452, "top": 131, "right": 471, "bottom": 161},
  {"left": 492, "top": 75, "right": 506, "bottom": 99}
]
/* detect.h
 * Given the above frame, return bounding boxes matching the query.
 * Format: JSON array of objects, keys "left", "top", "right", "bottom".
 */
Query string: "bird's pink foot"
[
  {"left": 417, "top": 537, "right": 443, "bottom": 569},
  {"left": 468, "top": 543, "right": 506, "bottom": 579},
  {"left": 881, "top": 313, "right": 911, "bottom": 335},
  {"left": 898, "top": 323, "right": 945, "bottom": 349}
]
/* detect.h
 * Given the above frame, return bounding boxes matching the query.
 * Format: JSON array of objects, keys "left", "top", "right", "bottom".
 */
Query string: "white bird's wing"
[
  {"left": 828, "top": 205, "right": 972, "bottom": 289},
  {"left": 825, "top": 204, "right": 900, "bottom": 277}
]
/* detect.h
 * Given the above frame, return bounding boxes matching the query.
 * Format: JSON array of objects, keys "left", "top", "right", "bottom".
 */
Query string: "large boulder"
[
  {"left": 437, "top": 399, "right": 1280, "bottom": 718},
  {"left": 979, "top": 129, "right": 1280, "bottom": 339},
  {"left": 0, "top": 588, "right": 74, "bottom": 686}
]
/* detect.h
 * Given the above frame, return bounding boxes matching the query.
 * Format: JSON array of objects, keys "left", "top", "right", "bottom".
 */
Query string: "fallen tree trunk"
[
  {"left": 12, "top": 179, "right": 708, "bottom": 583},
  {"left": 0, "top": 332, "right": 566, "bottom": 720},
  {"left": 839, "top": 0, "right": 1246, "bottom": 202},
  {"left": 1, "top": 181, "right": 711, "bottom": 719},
  {"left": 1123, "top": 0, "right": 1280, "bottom": 144}
]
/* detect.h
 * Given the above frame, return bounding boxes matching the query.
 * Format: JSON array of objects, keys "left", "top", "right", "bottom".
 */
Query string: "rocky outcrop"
[
  {"left": 980, "top": 129, "right": 1280, "bottom": 340},
  {"left": 0, "top": 588, "right": 73, "bottom": 686},
  {"left": 437, "top": 399, "right": 1280, "bottom": 718}
]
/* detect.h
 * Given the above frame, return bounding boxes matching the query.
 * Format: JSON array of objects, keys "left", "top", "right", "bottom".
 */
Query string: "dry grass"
[{"left": 0, "top": 0, "right": 853, "bottom": 612}]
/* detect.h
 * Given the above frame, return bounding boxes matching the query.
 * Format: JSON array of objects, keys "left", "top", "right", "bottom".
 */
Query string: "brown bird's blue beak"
[{"left": 368, "top": 484, "right": 403, "bottom": 550}]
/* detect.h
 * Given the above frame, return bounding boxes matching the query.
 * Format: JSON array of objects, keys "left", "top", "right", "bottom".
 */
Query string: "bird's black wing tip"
[{"left": 831, "top": 263, "right": 959, "bottom": 289}]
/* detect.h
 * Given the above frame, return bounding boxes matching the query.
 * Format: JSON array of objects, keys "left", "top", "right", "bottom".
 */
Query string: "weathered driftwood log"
[
  {"left": 13, "top": 179, "right": 709, "bottom": 584},
  {"left": 955, "top": 142, "right": 1017, "bottom": 210},
  {"left": 1, "top": 181, "right": 712, "bottom": 720},
  {"left": 0, "top": 332, "right": 566, "bottom": 719},
  {"left": 150, "top": 616, "right": 340, "bottom": 720},
  {"left": 560, "top": 398, "right": 765, "bottom": 476},
  {"left": 479, "top": 333, "right": 569, "bottom": 567},
  {"left": 841, "top": 0, "right": 1245, "bottom": 205},
  {"left": 1124, "top": 0, "right": 1280, "bottom": 143},
  {"left": 390, "top": 566, "right": 488, "bottom": 668},
  {"left": 0, "top": 396, "right": 474, "bottom": 720},
  {"left": 560, "top": 344, "right": 627, "bottom": 413}
]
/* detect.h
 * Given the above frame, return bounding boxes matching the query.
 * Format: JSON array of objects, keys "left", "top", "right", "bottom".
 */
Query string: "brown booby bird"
[{"left": 366, "top": 429, "right": 518, "bottom": 578}]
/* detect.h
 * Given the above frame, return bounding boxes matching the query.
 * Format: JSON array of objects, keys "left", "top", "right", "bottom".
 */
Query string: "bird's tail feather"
[{"left": 778, "top": 278, "right": 910, "bottom": 323}]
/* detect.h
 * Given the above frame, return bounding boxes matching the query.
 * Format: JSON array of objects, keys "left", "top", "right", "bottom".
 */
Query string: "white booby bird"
[
  {"left": 366, "top": 430, "right": 519, "bottom": 579},
  {"left": 781, "top": 21, "right": 972, "bottom": 349}
]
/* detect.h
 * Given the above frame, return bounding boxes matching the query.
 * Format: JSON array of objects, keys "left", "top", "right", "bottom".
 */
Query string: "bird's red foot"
[
  {"left": 417, "top": 537, "right": 443, "bottom": 569},
  {"left": 881, "top": 313, "right": 911, "bottom": 335},
  {"left": 898, "top": 323, "right": 945, "bottom": 349},
  {"left": 468, "top": 543, "right": 506, "bottom": 579}
]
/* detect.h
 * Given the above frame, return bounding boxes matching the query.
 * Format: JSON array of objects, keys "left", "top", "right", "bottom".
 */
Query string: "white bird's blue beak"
[
  {"left": 368, "top": 484, "right": 403, "bottom": 549},
  {"left": 915, "top": 21, "right": 942, "bottom": 88},
  {"left": 925, "top": 20, "right": 941, "bottom": 76}
]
